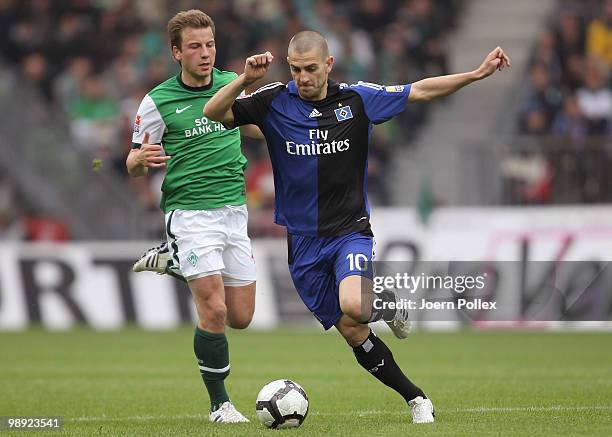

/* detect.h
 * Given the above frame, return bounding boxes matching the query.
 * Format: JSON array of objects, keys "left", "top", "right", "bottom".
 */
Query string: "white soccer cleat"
[
  {"left": 385, "top": 305, "right": 411, "bottom": 339},
  {"left": 132, "top": 242, "right": 172, "bottom": 274},
  {"left": 409, "top": 396, "right": 435, "bottom": 424},
  {"left": 209, "top": 401, "right": 250, "bottom": 423}
]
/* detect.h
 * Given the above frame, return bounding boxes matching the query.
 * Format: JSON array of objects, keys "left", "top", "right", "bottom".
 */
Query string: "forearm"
[
  {"left": 204, "top": 74, "right": 252, "bottom": 123},
  {"left": 126, "top": 150, "right": 148, "bottom": 177},
  {"left": 409, "top": 70, "right": 481, "bottom": 102}
]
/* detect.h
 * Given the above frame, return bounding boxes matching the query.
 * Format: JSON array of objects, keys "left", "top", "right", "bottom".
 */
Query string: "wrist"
[
  {"left": 241, "top": 74, "right": 256, "bottom": 88},
  {"left": 471, "top": 68, "right": 486, "bottom": 81}
]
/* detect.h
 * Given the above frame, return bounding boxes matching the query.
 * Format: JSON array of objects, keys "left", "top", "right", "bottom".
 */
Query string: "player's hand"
[
  {"left": 476, "top": 46, "right": 511, "bottom": 79},
  {"left": 136, "top": 132, "right": 171, "bottom": 169},
  {"left": 244, "top": 52, "right": 273, "bottom": 85}
]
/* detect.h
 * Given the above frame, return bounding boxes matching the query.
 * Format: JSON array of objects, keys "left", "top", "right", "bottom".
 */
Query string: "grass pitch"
[{"left": 0, "top": 328, "right": 611, "bottom": 436}]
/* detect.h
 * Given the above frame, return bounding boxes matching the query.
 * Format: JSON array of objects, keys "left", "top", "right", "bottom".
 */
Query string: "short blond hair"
[{"left": 167, "top": 9, "right": 215, "bottom": 50}]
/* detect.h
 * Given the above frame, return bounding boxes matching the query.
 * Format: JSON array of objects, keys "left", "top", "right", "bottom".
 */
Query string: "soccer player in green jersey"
[{"left": 126, "top": 10, "right": 260, "bottom": 423}]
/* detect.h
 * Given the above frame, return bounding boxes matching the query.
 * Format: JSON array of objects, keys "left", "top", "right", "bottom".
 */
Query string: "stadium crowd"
[
  {"left": 508, "top": 0, "right": 612, "bottom": 204},
  {"left": 0, "top": 0, "right": 461, "bottom": 239}
]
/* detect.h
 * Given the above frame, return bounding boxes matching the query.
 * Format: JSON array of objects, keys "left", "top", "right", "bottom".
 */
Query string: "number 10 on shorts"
[{"left": 347, "top": 253, "right": 368, "bottom": 271}]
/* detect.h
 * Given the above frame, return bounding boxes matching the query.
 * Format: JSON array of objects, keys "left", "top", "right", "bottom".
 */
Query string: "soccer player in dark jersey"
[{"left": 203, "top": 30, "right": 510, "bottom": 424}]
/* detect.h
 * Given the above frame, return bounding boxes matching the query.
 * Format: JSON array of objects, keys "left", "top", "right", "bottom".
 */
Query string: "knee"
[
  {"left": 339, "top": 294, "right": 366, "bottom": 322},
  {"left": 227, "top": 311, "right": 253, "bottom": 330},
  {"left": 201, "top": 299, "right": 227, "bottom": 328}
]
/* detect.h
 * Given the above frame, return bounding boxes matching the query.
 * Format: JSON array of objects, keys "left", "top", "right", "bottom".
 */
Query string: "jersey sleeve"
[
  {"left": 228, "top": 82, "right": 285, "bottom": 128},
  {"left": 348, "top": 81, "right": 412, "bottom": 124},
  {"left": 131, "top": 94, "right": 166, "bottom": 148}
]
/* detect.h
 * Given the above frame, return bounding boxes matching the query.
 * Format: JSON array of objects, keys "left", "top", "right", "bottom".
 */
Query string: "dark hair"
[
  {"left": 288, "top": 30, "right": 329, "bottom": 58},
  {"left": 167, "top": 9, "right": 215, "bottom": 50}
]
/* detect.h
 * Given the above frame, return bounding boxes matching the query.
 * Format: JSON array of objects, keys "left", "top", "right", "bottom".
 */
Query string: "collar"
[
  {"left": 287, "top": 79, "right": 340, "bottom": 100},
  {"left": 176, "top": 69, "right": 214, "bottom": 92}
]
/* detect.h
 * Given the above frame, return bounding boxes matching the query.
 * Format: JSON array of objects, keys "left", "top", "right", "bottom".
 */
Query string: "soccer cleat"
[
  {"left": 385, "top": 305, "right": 411, "bottom": 339},
  {"left": 132, "top": 242, "right": 172, "bottom": 274},
  {"left": 408, "top": 396, "right": 435, "bottom": 424},
  {"left": 209, "top": 401, "right": 250, "bottom": 423}
]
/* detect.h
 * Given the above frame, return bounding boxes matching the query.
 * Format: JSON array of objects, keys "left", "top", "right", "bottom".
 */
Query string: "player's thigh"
[
  {"left": 222, "top": 204, "right": 257, "bottom": 284},
  {"left": 224, "top": 281, "right": 256, "bottom": 329},
  {"left": 338, "top": 275, "right": 374, "bottom": 321},
  {"left": 335, "top": 233, "right": 375, "bottom": 320},
  {"left": 288, "top": 234, "right": 343, "bottom": 330},
  {"left": 165, "top": 209, "right": 226, "bottom": 280}
]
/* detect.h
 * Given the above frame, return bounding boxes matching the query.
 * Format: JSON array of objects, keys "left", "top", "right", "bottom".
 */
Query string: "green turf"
[{"left": 0, "top": 328, "right": 611, "bottom": 436}]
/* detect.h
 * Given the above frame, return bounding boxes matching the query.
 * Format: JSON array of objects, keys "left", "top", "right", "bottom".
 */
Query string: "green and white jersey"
[{"left": 132, "top": 68, "right": 247, "bottom": 213}]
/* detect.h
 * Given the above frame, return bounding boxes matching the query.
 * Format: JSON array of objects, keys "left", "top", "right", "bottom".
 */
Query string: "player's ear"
[
  {"left": 325, "top": 55, "right": 334, "bottom": 74},
  {"left": 172, "top": 45, "right": 182, "bottom": 63}
]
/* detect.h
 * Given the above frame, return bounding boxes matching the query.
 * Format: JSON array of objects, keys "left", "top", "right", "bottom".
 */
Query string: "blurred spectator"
[
  {"left": 500, "top": 151, "right": 552, "bottom": 204},
  {"left": 519, "top": 64, "right": 563, "bottom": 133},
  {"left": 511, "top": 0, "right": 612, "bottom": 205},
  {"left": 69, "top": 75, "right": 120, "bottom": 155},
  {"left": 555, "top": 10, "right": 585, "bottom": 73},
  {"left": 21, "top": 52, "right": 53, "bottom": 101},
  {"left": 551, "top": 94, "right": 588, "bottom": 143},
  {"left": 586, "top": 0, "right": 612, "bottom": 67},
  {"left": 530, "top": 31, "right": 563, "bottom": 84},
  {"left": 54, "top": 56, "right": 94, "bottom": 110},
  {"left": 576, "top": 58, "right": 612, "bottom": 135}
]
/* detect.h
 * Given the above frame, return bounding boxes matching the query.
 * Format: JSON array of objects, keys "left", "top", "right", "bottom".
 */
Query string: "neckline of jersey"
[{"left": 175, "top": 70, "right": 215, "bottom": 92}]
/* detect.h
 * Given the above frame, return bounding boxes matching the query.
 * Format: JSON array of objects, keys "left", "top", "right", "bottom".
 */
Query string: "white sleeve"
[{"left": 131, "top": 94, "right": 166, "bottom": 145}]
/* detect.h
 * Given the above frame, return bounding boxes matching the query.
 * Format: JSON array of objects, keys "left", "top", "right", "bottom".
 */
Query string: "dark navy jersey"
[{"left": 229, "top": 79, "right": 411, "bottom": 237}]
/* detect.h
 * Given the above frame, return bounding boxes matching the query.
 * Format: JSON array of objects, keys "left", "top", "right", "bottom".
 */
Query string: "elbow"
[
  {"left": 203, "top": 103, "right": 212, "bottom": 119},
  {"left": 409, "top": 86, "right": 433, "bottom": 103},
  {"left": 203, "top": 103, "right": 220, "bottom": 122}
]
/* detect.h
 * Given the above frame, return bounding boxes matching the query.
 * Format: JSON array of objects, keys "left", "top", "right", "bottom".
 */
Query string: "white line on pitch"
[{"left": 67, "top": 405, "right": 612, "bottom": 422}]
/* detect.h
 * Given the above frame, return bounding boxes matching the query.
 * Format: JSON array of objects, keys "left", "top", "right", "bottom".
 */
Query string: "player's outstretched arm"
[
  {"left": 204, "top": 51, "right": 274, "bottom": 124},
  {"left": 126, "top": 132, "right": 171, "bottom": 177},
  {"left": 408, "top": 46, "right": 510, "bottom": 103}
]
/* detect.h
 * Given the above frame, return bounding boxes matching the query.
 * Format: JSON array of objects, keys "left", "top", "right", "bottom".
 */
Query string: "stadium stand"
[{"left": 507, "top": 0, "right": 612, "bottom": 204}]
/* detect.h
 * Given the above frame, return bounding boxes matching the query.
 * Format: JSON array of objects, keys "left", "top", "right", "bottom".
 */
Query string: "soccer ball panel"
[
  {"left": 277, "top": 390, "right": 307, "bottom": 416},
  {"left": 255, "top": 379, "right": 309, "bottom": 428}
]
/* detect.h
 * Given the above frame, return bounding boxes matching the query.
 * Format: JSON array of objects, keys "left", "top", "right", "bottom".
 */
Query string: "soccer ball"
[{"left": 255, "top": 379, "right": 309, "bottom": 428}]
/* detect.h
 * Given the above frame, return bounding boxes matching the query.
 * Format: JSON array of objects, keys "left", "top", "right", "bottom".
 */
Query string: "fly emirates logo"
[{"left": 286, "top": 129, "right": 350, "bottom": 156}]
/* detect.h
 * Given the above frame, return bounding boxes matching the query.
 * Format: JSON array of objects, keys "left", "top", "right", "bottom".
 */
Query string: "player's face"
[
  {"left": 287, "top": 49, "right": 333, "bottom": 101},
  {"left": 172, "top": 26, "right": 216, "bottom": 84}
]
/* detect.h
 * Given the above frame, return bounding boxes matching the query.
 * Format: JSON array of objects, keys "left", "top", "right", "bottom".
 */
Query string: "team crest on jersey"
[
  {"left": 187, "top": 250, "right": 199, "bottom": 267},
  {"left": 133, "top": 115, "right": 141, "bottom": 133},
  {"left": 385, "top": 85, "right": 404, "bottom": 93},
  {"left": 334, "top": 105, "right": 353, "bottom": 122}
]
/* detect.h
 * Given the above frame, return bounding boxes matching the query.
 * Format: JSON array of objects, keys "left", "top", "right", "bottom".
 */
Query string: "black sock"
[{"left": 352, "top": 330, "right": 426, "bottom": 403}]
